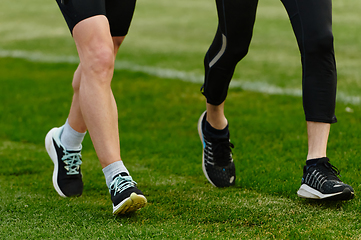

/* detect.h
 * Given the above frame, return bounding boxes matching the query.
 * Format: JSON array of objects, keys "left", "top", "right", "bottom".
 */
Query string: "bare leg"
[
  {"left": 306, "top": 121, "right": 330, "bottom": 160},
  {"left": 297, "top": 121, "right": 354, "bottom": 200},
  {"left": 206, "top": 101, "right": 228, "bottom": 130},
  {"left": 68, "top": 35, "right": 125, "bottom": 133},
  {"left": 70, "top": 16, "right": 121, "bottom": 168},
  {"left": 67, "top": 64, "right": 87, "bottom": 133},
  {"left": 207, "top": 103, "right": 330, "bottom": 160}
]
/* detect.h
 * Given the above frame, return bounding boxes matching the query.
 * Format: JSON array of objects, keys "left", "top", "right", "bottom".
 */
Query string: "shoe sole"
[
  {"left": 113, "top": 192, "right": 147, "bottom": 215},
  {"left": 197, "top": 111, "right": 219, "bottom": 187},
  {"left": 297, "top": 184, "right": 354, "bottom": 200},
  {"left": 45, "top": 127, "right": 67, "bottom": 198}
]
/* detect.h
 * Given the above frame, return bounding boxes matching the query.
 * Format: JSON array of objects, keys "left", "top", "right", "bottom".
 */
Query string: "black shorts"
[{"left": 56, "top": 0, "right": 136, "bottom": 36}]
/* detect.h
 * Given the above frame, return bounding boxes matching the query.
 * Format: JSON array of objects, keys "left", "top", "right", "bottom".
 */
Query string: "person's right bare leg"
[
  {"left": 71, "top": 16, "right": 121, "bottom": 168},
  {"left": 66, "top": 35, "right": 126, "bottom": 151},
  {"left": 72, "top": 16, "right": 146, "bottom": 213}
]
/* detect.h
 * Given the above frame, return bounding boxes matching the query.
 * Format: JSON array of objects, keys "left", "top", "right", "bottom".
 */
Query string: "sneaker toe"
[
  {"left": 322, "top": 180, "right": 355, "bottom": 200},
  {"left": 58, "top": 176, "right": 83, "bottom": 197},
  {"left": 206, "top": 162, "right": 236, "bottom": 188},
  {"left": 112, "top": 187, "right": 147, "bottom": 215}
]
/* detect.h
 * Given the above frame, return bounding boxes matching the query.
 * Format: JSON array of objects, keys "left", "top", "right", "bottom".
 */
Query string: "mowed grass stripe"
[
  {"left": 1, "top": 48, "right": 360, "bottom": 106},
  {"left": 1, "top": 0, "right": 361, "bottom": 100}
]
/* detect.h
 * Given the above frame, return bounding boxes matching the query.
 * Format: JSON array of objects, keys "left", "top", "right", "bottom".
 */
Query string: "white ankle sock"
[
  {"left": 60, "top": 119, "right": 86, "bottom": 150},
  {"left": 102, "top": 161, "right": 129, "bottom": 188}
]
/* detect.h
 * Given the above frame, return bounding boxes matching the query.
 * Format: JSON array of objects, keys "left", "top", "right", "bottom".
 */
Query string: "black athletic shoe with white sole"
[
  {"left": 198, "top": 111, "right": 236, "bottom": 187},
  {"left": 109, "top": 173, "right": 147, "bottom": 215},
  {"left": 297, "top": 157, "right": 354, "bottom": 200},
  {"left": 45, "top": 127, "right": 83, "bottom": 197}
]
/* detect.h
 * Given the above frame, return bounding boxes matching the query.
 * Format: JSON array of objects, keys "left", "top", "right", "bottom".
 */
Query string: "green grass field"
[{"left": 1, "top": 0, "right": 361, "bottom": 239}]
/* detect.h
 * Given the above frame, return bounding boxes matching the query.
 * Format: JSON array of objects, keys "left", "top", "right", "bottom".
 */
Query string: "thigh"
[
  {"left": 281, "top": 0, "right": 333, "bottom": 45},
  {"left": 216, "top": 0, "right": 258, "bottom": 40},
  {"left": 56, "top": 0, "right": 107, "bottom": 34},
  {"left": 106, "top": 0, "right": 137, "bottom": 37}
]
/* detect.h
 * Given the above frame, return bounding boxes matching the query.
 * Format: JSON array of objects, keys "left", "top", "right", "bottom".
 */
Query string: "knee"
[
  {"left": 305, "top": 30, "right": 334, "bottom": 55},
  {"left": 83, "top": 46, "right": 115, "bottom": 84},
  {"left": 91, "top": 47, "right": 115, "bottom": 77},
  {"left": 229, "top": 45, "right": 249, "bottom": 63},
  {"left": 224, "top": 35, "right": 250, "bottom": 65},
  {"left": 207, "top": 32, "right": 251, "bottom": 68},
  {"left": 218, "top": 45, "right": 249, "bottom": 68}
]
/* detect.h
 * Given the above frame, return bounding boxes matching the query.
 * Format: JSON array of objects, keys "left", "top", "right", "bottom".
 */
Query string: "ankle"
[
  {"left": 204, "top": 120, "right": 229, "bottom": 138},
  {"left": 206, "top": 102, "right": 227, "bottom": 130},
  {"left": 206, "top": 114, "right": 227, "bottom": 130},
  {"left": 306, "top": 157, "right": 327, "bottom": 166},
  {"left": 102, "top": 161, "right": 129, "bottom": 188},
  {"left": 306, "top": 153, "right": 327, "bottom": 161}
]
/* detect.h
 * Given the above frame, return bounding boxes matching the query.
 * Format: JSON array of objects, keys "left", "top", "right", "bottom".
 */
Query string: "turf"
[
  {"left": 1, "top": 57, "right": 361, "bottom": 239},
  {"left": 1, "top": 0, "right": 361, "bottom": 238}
]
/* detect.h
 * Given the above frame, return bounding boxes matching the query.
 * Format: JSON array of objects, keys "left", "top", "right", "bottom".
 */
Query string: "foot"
[
  {"left": 45, "top": 127, "right": 83, "bottom": 197},
  {"left": 197, "top": 111, "right": 236, "bottom": 187},
  {"left": 297, "top": 157, "right": 354, "bottom": 200},
  {"left": 109, "top": 173, "right": 147, "bottom": 215}
]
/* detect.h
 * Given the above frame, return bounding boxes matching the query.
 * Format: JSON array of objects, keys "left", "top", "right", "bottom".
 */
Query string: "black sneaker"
[
  {"left": 297, "top": 157, "right": 354, "bottom": 200},
  {"left": 109, "top": 173, "right": 147, "bottom": 215},
  {"left": 45, "top": 127, "right": 83, "bottom": 197},
  {"left": 197, "top": 111, "right": 236, "bottom": 187}
]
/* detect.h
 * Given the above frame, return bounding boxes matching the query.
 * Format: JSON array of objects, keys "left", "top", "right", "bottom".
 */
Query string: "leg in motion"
[
  {"left": 297, "top": 122, "right": 354, "bottom": 200},
  {"left": 281, "top": 0, "right": 354, "bottom": 200},
  {"left": 46, "top": 0, "right": 146, "bottom": 214},
  {"left": 74, "top": 16, "right": 146, "bottom": 213},
  {"left": 45, "top": 62, "right": 86, "bottom": 198},
  {"left": 199, "top": 0, "right": 258, "bottom": 187}
]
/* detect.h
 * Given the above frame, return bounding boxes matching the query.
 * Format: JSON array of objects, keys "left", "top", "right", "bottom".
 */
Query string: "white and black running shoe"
[
  {"left": 198, "top": 111, "right": 236, "bottom": 187},
  {"left": 45, "top": 127, "right": 83, "bottom": 197},
  {"left": 109, "top": 173, "right": 147, "bottom": 215},
  {"left": 297, "top": 157, "right": 354, "bottom": 200}
]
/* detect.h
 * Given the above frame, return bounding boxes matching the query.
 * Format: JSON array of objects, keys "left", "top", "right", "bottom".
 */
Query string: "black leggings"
[{"left": 202, "top": 0, "right": 337, "bottom": 123}]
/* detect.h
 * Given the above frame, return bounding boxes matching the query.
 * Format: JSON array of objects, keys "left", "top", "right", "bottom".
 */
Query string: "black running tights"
[{"left": 202, "top": 0, "right": 337, "bottom": 123}]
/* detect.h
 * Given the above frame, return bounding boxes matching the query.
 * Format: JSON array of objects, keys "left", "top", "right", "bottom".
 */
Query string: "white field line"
[{"left": 1, "top": 49, "right": 360, "bottom": 105}]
